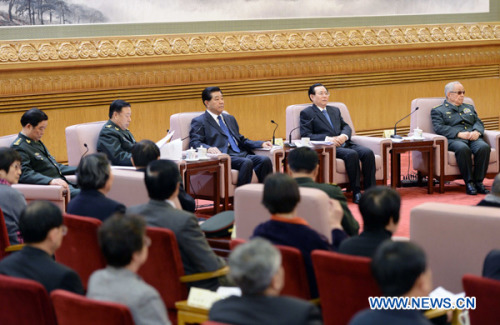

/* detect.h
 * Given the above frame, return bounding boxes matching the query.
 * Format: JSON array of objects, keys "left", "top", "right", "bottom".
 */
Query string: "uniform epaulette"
[
  {"left": 12, "top": 137, "right": 22, "bottom": 146},
  {"left": 432, "top": 104, "right": 441, "bottom": 109}
]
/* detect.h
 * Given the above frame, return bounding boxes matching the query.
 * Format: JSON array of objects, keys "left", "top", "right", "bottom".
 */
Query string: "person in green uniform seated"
[
  {"left": 287, "top": 146, "right": 359, "bottom": 236},
  {"left": 431, "top": 81, "right": 490, "bottom": 195},
  {"left": 11, "top": 108, "right": 79, "bottom": 198},
  {"left": 97, "top": 99, "right": 136, "bottom": 166}
]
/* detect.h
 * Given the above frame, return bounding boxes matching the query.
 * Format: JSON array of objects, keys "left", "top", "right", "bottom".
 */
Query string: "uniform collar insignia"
[
  {"left": 106, "top": 124, "right": 112, "bottom": 128},
  {"left": 26, "top": 139, "right": 31, "bottom": 144}
]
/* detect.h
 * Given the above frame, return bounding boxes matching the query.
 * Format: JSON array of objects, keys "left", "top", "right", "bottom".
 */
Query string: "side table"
[{"left": 383, "top": 140, "right": 435, "bottom": 194}]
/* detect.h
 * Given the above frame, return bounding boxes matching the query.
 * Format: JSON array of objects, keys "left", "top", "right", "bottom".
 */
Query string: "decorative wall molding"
[{"left": 0, "top": 23, "right": 500, "bottom": 65}]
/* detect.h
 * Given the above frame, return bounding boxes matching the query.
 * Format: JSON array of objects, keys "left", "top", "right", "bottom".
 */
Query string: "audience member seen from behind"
[
  {"left": 338, "top": 186, "right": 400, "bottom": 258},
  {"left": 477, "top": 173, "right": 500, "bottom": 207},
  {"left": 87, "top": 213, "right": 171, "bottom": 325},
  {"left": 349, "top": 241, "right": 433, "bottom": 325},
  {"left": 288, "top": 146, "right": 359, "bottom": 236},
  {"left": 131, "top": 139, "right": 195, "bottom": 212},
  {"left": 97, "top": 99, "right": 136, "bottom": 166},
  {"left": 127, "top": 159, "right": 227, "bottom": 290},
  {"left": 11, "top": 108, "right": 79, "bottom": 198},
  {"left": 67, "top": 153, "right": 125, "bottom": 221},
  {"left": 209, "top": 238, "right": 323, "bottom": 325},
  {"left": 0, "top": 147, "right": 27, "bottom": 244},
  {"left": 482, "top": 249, "right": 500, "bottom": 281},
  {"left": 252, "top": 173, "right": 345, "bottom": 298},
  {"left": 0, "top": 201, "right": 84, "bottom": 294}
]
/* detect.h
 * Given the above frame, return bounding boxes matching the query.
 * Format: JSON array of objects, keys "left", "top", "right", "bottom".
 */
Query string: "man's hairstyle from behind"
[
  {"left": 76, "top": 153, "right": 111, "bottom": 190},
  {"left": 262, "top": 173, "right": 300, "bottom": 214},
  {"left": 131, "top": 140, "right": 160, "bottom": 168},
  {"left": 308, "top": 83, "right": 326, "bottom": 101},
  {"left": 98, "top": 213, "right": 146, "bottom": 267},
  {"left": 444, "top": 81, "right": 461, "bottom": 97},
  {"left": 19, "top": 200, "right": 63, "bottom": 243},
  {"left": 145, "top": 159, "right": 180, "bottom": 201},
  {"left": 491, "top": 173, "right": 500, "bottom": 196},
  {"left": 371, "top": 241, "right": 427, "bottom": 297},
  {"left": 108, "top": 99, "right": 131, "bottom": 119},
  {"left": 0, "top": 147, "right": 21, "bottom": 174},
  {"left": 20, "top": 108, "right": 48, "bottom": 127},
  {"left": 359, "top": 186, "right": 401, "bottom": 231},
  {"left": 229, "top": 238, "right": 281, "bottom": 295},
  {"left": 288, "top": 147, "right": 319, "bottom": 173},
  {"left": 201, "top": 86, "right": 221, "bottom": 105}
]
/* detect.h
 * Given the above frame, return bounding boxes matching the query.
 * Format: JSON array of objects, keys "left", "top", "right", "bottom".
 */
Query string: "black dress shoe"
[
  {"left": 353, "top": 192, "right": 362, "bottom": 204},
  {"left": 475, "top": 182, "right": 490, "bottom": 194},
  {"left": 466, "top": 182, "right": 477, "bottom": 195}
]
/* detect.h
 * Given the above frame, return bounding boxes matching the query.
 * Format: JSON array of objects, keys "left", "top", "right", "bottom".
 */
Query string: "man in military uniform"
[
  {"left": 11, "top": 108, "right": 79, "bottom": 198},
  {"left": 431, "top": 81, "right": 490, "bottom": 195},
  {"left": 97, "top": 99, "right": 136, "bottom": 166}
]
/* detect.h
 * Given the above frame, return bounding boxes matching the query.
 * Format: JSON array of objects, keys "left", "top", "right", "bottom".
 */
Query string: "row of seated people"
[
  {"left": 4, "top": 81, "right": 494, "bottom": 211},
  {"left": 1, "top": 155, "right": 500, "bottom": 324}
]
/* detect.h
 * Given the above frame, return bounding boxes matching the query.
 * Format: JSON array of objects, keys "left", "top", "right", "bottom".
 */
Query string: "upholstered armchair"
[
  {"left": 65, "top": 121, "right": 106, "bottom": 166},
  {"left": 409, "top": 97, "right": 499, "bottom": 193},
  {"left": 286, "top": 102, "right": 390, "bottom": 188},
  {"left": 170, "top": 112, "right": 283, "bottom": 210}
]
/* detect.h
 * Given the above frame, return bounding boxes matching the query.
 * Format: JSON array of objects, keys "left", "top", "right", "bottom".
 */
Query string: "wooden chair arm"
[
  {"left": 310, "top": 298, "right": 320, "bottom": 306},
  {"left": 5, "top": 244, "right": 24, "bottom": 252},
  {"left": 424, "top": 308, "right": 461, "bottom": 325},
  {"left": 180, "top": 266, "right": 229, "bottom": 283}
]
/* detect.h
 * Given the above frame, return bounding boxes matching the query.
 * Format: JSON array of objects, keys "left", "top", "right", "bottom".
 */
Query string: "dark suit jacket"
[
  {"left": 300, "top": 104, "right": 352, "bottom": 142},
  {"left": 189, "top": 111, "right": 263, "bottom": 154},
  {"left": 294, "top": 177, "right": 359, "bottom": 236},
  {"left": 350, "top": 309, "right": 432, "bottom": 325},
  {"left": 209, "top": 295, "right": 323, "bottom": 325},
  {"left": 483, "top": 249, "right": 500, "bottom": 281},
  {"left": 338, "top": 228, "right": 392, "bottom": 258},
  {"left": 0, "top": 246, "right": 84, "bottom": 294},
  {"left": 67, "top": 189, "right": 126, "bottom": 221},
  {"left": 128, "top": 199, "right": 226, "bottom": 290}
]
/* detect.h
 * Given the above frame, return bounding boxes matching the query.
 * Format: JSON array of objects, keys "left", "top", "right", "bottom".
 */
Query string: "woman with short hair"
[{"left": 0, "top": 147, "right": 27, "bottom": 244}]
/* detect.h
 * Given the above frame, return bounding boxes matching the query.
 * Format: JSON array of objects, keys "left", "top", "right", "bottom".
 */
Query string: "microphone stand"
[
  {"left": 391, "top": 107, "right": 419, "bottom": 139},
  {"left": 271, "top": 120, "right": 279, "bottom": 145},
  {"left": 287, "top": 117, "right": 315, "bottom": 148}
]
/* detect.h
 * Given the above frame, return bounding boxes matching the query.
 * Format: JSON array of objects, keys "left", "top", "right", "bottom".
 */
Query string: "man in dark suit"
[
  {"left": 0, "top": 200, "right": 84, "bottom": 294},
  {"left": 483, "top": 249, "right": 500, "bottom": 281},
  {"left": 288, "top": 147, "right": 359, "bottom": 236},
  {"left": 338, "top": 186, "right": 400, "bottom": 258},
  {"left": 189, "top": 86, "right": 273, "bottom": 186},
  {"left": 431, "top": 81, "right": 490, "bottom": 195},
  {"left": 350, "top": 241, "right": 433, "bottom": 325},
  {"left": 97, "top": 99, "right": 136, "bottom": 166},
  {"left": 67, "top": 153, "right": 126, "bottom": 221},
  {"left": 11, "top": 108, "right": 79, "bottom": 198},
  {"left": 209, "top": 238, "right": 323, "bottom": 325},
  {"left": 127, "top": 159, "right": 227, "bottom": 290},
  {"left": 300, "top": 83, "right": 376, "bottom": 203}
]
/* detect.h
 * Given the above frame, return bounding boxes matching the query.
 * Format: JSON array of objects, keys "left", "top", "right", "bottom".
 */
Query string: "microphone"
[
  {"left": 182, "top": 124, "right": 203, "bottom": 142},
  {"left": 271, "top": 120, "right": 278, "bottom": 145},
  {"left": 287, "top": 117, "right": 315, "bottom": 148},
  {"left": 391, "top": 107, "right": 419, "bottom": 139},
  {"left": 82, "top": 143, "right": 89, "bottom": 158}
]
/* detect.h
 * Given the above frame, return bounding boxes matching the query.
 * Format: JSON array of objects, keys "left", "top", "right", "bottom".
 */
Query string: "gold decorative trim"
[{"left": 0, "top": 23, "right": 500, "bottom": 64}]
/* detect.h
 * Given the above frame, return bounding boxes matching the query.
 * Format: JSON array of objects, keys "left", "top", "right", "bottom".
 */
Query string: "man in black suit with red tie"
[
  {"left": 189, "top": 86, "right": 273, "bottom": 186},
  {"left": 300, "top": 83, "right": 376, "bottom": 204}
]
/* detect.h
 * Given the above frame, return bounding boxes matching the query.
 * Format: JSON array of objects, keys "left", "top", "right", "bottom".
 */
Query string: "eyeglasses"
[
  {"left": 450, "top": 91, "right": 465, "bottom": 95},
  {"left": 143, "top": 236, "right": 151, "bottom": 247},
  {"left": 316, "top": 92, "right": 330, "bottom": 96},
  {"left": 60, "top": 225, "right": 68, "bottom": 236}
]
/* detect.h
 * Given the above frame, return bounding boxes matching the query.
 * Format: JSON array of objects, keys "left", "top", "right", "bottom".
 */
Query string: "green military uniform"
[
  {"left": 11, "top": 133, "right": 80, "bottom": 198},
  {"left": 97, "top": 120, "right": 136, "bottom": 166},
  {"left": 294, "top": 177, "right": 359, "bottom": 236},
  {"left": 430, "top": 99, "right": 490, "bottom": 183}
]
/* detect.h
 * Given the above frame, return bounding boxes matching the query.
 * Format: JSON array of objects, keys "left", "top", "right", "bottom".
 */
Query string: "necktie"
[
  {"left": 218, "top": 115, "right": 240, "bottom": 153},
  {"left": 322, "top": 110, "right": 334, "bottom": 129}
]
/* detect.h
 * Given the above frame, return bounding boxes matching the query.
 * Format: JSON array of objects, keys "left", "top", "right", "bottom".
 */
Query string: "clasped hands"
[
  {"left": 457, "top": 130, "right": 481, "bottom": 141},
  {"left": 325, "top": 135, "right": 348, "bottom": 147},
  {"left": 207, "top": 141, "right": 272, "bottom": 154}
]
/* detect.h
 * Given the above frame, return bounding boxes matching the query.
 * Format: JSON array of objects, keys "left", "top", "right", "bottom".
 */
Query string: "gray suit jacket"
[{"left": 128, "top": 200, "right": 226, "bottom": 290}]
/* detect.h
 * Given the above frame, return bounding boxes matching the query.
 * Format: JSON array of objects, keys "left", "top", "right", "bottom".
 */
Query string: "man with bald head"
[{"left": 431, "top": 81, "right": 490, "bottom": 195}]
